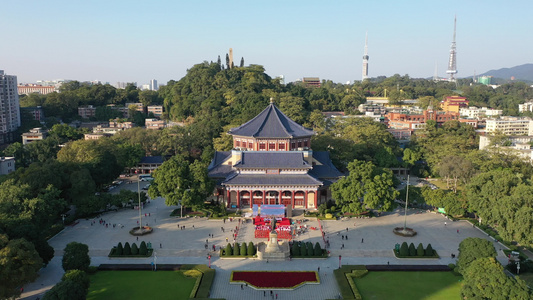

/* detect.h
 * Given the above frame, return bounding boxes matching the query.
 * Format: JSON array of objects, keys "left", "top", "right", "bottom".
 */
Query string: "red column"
[
  {"left": 227, "top": 190, "right": 231, "bottom": 208},
  {"left": 279, "top": 190, "right": 282, "bottom": 205},
  {"left": 314, "top": 189, "right": 318, "bottom": 208},
  {"left": 291, "top": 190, "right": 295, "bottom": 208},
  {"left": 237, "top": 191, "right": 241, "bottom": 208},
  {"left": 262, "top": 190, "right": 266, "bottom": 206},
  {"left": 305, "top": 190, "right": 308, "bottom": 209},
  {"left": 250, "top": 190, "right": 253, "bottom": 209}
]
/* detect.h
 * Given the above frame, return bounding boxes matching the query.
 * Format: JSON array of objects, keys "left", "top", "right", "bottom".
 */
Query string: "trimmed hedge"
[
  {"left": 220, "top": 242, "right": 256, "bottom": 257},
  {"left": 108, "top": 241, "right": 152, "bottom": 257},
  {"left": 333, "top": 265, "right": 368, "bottom": 300},
  {"left": 290, "top": 242, "right": 328, "bottom": 258},
  {"left": 394, "top": 242, "right": 439, "bottom": 258}
]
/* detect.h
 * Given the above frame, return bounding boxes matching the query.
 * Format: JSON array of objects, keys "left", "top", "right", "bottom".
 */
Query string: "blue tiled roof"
[
  {"left": 229, "top": 103, "right": 314, "bottom": 138},
  {"left": 207, "top": 151, "right": 233, "bottom": 178},
  {"left": 223, "top": 174, "right": 323, "bottom": 186},
  {"left": 139, "top": 156, "right": 164, "bottom": 164},
  {"left": 235, "top": 152, "right": 311, "bottom": 169},
  {"left": 309, "top": 151, "right": 344, "bottom": 178}
]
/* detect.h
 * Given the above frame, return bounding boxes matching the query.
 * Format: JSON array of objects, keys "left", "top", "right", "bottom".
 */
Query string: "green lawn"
[
  {"left": 518, "top": 273, "right": 533, "bottom": 287},
  {"left": 355, "top": 271, "right": 462, "bottom": 300},
  {"left": 87, "top": 271, "right": 197, "bottom": 300}
]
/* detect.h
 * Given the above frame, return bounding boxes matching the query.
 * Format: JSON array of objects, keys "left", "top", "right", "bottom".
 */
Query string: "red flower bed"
[{"left": 231, "top": 271, "right": 319, "bottom": 289}]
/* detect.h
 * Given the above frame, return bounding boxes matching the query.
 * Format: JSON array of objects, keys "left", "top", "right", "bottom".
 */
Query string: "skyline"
[{"left": 1, "top": 0, "right": 532, "bottom": 85}]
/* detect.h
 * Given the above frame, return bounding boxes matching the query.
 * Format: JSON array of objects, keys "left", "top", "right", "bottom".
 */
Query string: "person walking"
[
  {"left": 445, "top": 221, "right": 447, "bottom": 227},
  {"left": 361, "top": 238, "right": 364, "bottom": 243}
]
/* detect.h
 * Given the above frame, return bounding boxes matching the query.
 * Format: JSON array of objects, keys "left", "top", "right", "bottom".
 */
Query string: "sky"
[{"left": 1, "top": 0, "right": 532, "bottom": 86}]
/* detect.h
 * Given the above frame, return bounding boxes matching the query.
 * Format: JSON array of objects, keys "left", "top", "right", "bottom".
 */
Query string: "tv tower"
[
  {"left": 362, "top": 32, "right": 369, "bottom": 80},
  {"left": 446, "top": 16, "right": 458, "bottom": 82}
]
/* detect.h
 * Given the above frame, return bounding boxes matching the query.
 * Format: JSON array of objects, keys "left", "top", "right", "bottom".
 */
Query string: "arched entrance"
[
  {"left": 252, "top": 191, "right": 263, "bottom": 206},
  {"left": 266, "top": 191, "right": 279, "bottom": 205},
  {"left": 294, "top": 191, "right": 305, "bottom": 207},
  {"left": 281, "top": 191, "right": 292, "bottom": 206},
  {"left": 240, "top": 191, "right": 250, "bottom": 206}
]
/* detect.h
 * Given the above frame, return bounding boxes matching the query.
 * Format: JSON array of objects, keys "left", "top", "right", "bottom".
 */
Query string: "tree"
[
  {"left": 42, "top": 276, "right": 87, "bottom": 300},
  {"left": 240, "top": 242, "right": 247, "bottom": 256},
  {"left": 457, "top": 238, "right": 496, "bottom": 274},
  {"left": 234, "top": 242, "right": 240, "bottom": 256},
  {"left": 291, "top": 243, "right": 300, "bottom": 256},
  {"left": 461, "top": 257, "right": 530, "bottom": 299},
  {"left": 399, "top": 242, "right": 409, "bottom": 256},
  {"left": 123, "top": 242, "right": 131, "bottom": 255},
  {"left": 139, "top": 241, "right": 147, "bottom": 255},
  {"left": 425, "top": 244, "right": 434, "bottom": 256},
  {"left": 0, "top": 236, "right": 43, "bottom": 300},
  {"left": 131, "top": 243, "right": 139, "bottom": 255},
  {"left": 331, "top": 160, "right": 398, "bottom": 213},
  {"left": 314, "top": 242, "right": 322, "bottom": 256},
  {"left": 62, "top": 242, "right": 90, "bottom": 272},
  {"left": 225, "top": 243, "right": 232, "bottom": 256},
  {"left": 416, "top": 243, "right": 424, "bottom": 256},
  {"left": 300, "top": 243, "right": 307, "bottom": 256},
  {"left": 115, "top": 242, "right": 123, "bottom": 255},
  {"left": 408, "top": 243, "right": 416, "bottom": 256},
  {"left": 62, "top": 269, "right": 90, "bottom": 293},
  {"left": 248, "top": 242, "right": 255, "bottom": 256}
]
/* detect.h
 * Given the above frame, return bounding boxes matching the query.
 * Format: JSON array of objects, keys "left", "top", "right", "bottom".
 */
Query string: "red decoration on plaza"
[{"left": 230, "top": 271, "right": 319, "bottom": 289}]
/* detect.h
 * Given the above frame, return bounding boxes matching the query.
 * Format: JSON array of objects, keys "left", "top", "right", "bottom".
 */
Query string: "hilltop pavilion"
[{"left": 208, "top": 100, "right": 343, "bottom": 210}]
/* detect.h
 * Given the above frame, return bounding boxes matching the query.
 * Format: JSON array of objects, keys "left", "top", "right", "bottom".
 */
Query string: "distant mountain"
[{"left": 476, "top": 63, "right": 533, "bottom": 82}]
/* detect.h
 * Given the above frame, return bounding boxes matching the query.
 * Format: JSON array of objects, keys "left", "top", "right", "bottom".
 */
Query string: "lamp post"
[
  {"left": 207, "top": 254, "right": 212, "bottom": 268},
  {"left": 517, "top": 261, "right": 521, "bottom": 275},
  {"left": 138, "top": 172, "right": 142, "bottom": 232},
  {"left": 339, "top": 255, "right": 342, "bottom": 269},
  {"left": 403, "top": 175, "right": 410, "bottom": 229},
  {"left": 61, "top": 214, "right": 66, "bottom": 224}
]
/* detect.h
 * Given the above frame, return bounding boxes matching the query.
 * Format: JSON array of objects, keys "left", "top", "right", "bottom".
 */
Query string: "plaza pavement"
[{"left": 19, "top": 180, "right": 510, "bottom": 300}]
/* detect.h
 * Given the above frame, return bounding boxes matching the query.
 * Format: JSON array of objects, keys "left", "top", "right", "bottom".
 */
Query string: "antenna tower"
[
  {"left": 446, "top": 16, "right": 458, "bottom": 82},
  {"left": 362, "top": 32, "right": 369, "bottom": 80}
]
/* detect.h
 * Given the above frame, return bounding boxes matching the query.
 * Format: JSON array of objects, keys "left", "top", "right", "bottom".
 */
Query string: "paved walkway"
[{"left": 18, "top": 183, "right": 509, "bottom": 299}]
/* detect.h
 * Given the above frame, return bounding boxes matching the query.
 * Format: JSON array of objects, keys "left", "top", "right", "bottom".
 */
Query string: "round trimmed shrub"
[
  {"left": 417, "top": 243, "right": 425, "bottom": 256},
  {"left": 399, "top": 242, "right": 409, "bottom": 256},
  {"left": 306, "top": 242, "right": 314, "bottom": 257},
  {"left": 301, "top": 243, "right": 308, "bottom": 256},
  {"left": 234, "top": 243, "right": 240, "bottom": 256},
  {"left": 425, "top": 243, "right": 434, "bottom": 256},
  {"left": 314, "top": 242, "right": 322, "bottom": 256},
  {"left": 248, "top": 242, "right": 255, "bottom": 256},
  {"left": 139, "top": 241, "right": 147, "bottom": 255},
  {"left": 123, "top": 242, "right": 131, "bottom": 255},
  {"left": 408, "top": 243, "right": 416, "bottom": 256},
  {"left": 225, "top": 243, "right": 233, "bottom": 256},
  {"left": 240, "top": 242, "right": 247, "bottom": 256},
  {"left": 116, "top": 242, "right": 123, "bottom": 255},
  {"left": 291, "top": 243, "right": 300, "bottom": 256},
  {"left": 131, "top": 243, "right": 139, "bottom": 255}
]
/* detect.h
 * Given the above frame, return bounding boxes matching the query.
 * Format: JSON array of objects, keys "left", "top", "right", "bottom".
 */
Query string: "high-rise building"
[
  {"left": 150, "top": 79, "right": 158, "bottom": 91},
  {"left": 362, "top": 32, "right": 369, "bottom": 80},
  {"left": 0, "top": 70, "right": 21, "bottom": 145},
  {"left": 446, "top": 16, "right": 458, "bottom": 82}
]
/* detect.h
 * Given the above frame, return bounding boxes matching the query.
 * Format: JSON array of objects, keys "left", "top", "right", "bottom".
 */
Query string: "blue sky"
[{"left": 1, "top": 0, "right": 532, "bottom": 86}]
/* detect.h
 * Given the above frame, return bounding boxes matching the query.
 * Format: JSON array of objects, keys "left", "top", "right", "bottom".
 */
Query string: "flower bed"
[{"left": 230, "top": 271, "right": 319, "bottom": 289}]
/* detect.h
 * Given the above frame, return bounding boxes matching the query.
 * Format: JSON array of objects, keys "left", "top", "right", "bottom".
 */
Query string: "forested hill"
[{"left": 477, "top": 63, "right": 533, "bottom": 82}]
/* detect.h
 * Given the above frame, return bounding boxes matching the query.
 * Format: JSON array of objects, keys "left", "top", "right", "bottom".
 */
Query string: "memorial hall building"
[{"left": 208, "top": 100, "right": 343, "bottom": 210}]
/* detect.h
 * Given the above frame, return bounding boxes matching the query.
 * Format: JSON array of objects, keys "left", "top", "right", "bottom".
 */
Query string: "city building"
[
  {"left": 386, "top": 109, "right": 459, "bottom": 130},
  {"left": 17, "top": 84, "right": 56, "bottom": 95},
  {"left": 358, "top": 104, "right": 387, "bottom": 115},
  {"left": 21, "top": 106, "right": 45, "bottom": 122},
  {"left": 134, "top": 156, "right": 165, "bottom": 174},
  {"left": 459, "top": 106, "right": 502, "bottom": 119},
  {"left": 147, "top": 105, "right": 163, "bottom": 117},
  {"left": 301, "top": 77, "right": 321, "bottom": 88},
  {"left": 440, "top": 96, "right": 468, "bottom": 113},
  {"left": 115, "top": 82, "right": 137, "bottom": 89},
  {"left": 145, "top": 118, "right": 165, "bottom": 130},
  {"left": 485, "top": 117, "right": 533, "bottom": 136},
  {"left": 0, "top": 70, "right": 21, "bottom": 145},
  {"left": 518, "top": 102, "right": 533, "bottom": 113},
  {"left": 22, "top": 127, "right": 47, "bottom": 145},
  {"left": 0, "top": 157, "right": 15, "bottom": 175},
  {"left": 150, "top": 79, "right": 158, "bottom": 91},
  {"left": 125, "top": 102, "right": 144, "bottom": 113},
  {"left": 84, "top": 133, "right": 111, "bottom": 140},
  {"left": 78, "top": 105, "right": 97, "bottom": 119},
  {"left": 109, "top": 119, "right": 134, "bottom": 129},
  {"left": 479, "top": 135, "right": 533, "bottom": 162},
  {"left": 208, "top": 100, "right": 343, "bottom": 209}
]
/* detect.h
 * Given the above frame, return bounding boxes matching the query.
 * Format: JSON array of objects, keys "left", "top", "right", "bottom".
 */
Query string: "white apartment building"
[
  {"left": 519, "top": 102, "right": 533, "bottom": 113},
  {"left": 0, "top": 70, "right": 21, "bottom": 144},
  {"left": 0, "top": 156, "right": 15, "bottom": 175},
  {"left": 459, "top": 106, "right": 503, "bottom": 119},
  {"left": 485, "top": 117, "right": 533, "bottom": 136}
]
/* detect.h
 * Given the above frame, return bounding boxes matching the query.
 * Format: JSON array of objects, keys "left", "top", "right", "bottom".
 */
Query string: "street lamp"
[
  {"left": 137, "top": 172, "right": 142, "bottom": 231},
  {"left": 61, "top": 214, "right": 66, "bottom": 224},
  {"left": 339, "top": 255, "right": 342, "bottom": 269},
  {"left": 207, "top": 254, "right": 212, "bottom": 268}
]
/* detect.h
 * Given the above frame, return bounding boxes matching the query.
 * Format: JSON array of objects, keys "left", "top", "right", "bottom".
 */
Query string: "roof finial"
[{"left": 270, "top": 97, "right": 274, "bottom": 104}]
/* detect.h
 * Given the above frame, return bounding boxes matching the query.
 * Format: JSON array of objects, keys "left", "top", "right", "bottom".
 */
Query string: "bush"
[
  {"left": 314, "top": 242, "right": 322, "bottom": 256},
  {"left": 139, "top": 241, "right": 147, "bottom": 255},
  {"left": 448, "top": 263, "right": 456, "bottom": 270},
  {"left": 62, "top": 242, "right": 90, "bottom": 272},
  {"left": 306, "top": 242, "right": 314, "bottom": 257},
  {"left": 301, "top": 243, "right": 308, "bottom": 256},
  {"left": 240, "top": 243, "right": 247, "bottom": 256},
  {"left": 408, "top": 243, "right": 416, "bottom": 256},
  {"left": 115, "top": 242, "right": 123, "bottom": 255},
  {"left": 325, "top": 213, "right": 333, "bottom": 219},
  {"left": 417, "top": 243, "right": 425, "bottom": 256},
  {"left": 399, "top": 242, "right": 409, "bottom": 256},
  {"left": 123, "top": 242, "right": 131, "bottom": 255},
  {"left": 331, "top": 206, "right": 337, "bottom": 211},
  {"left": 234, "top": 243, "right": 240, "bottom": 256},
  {"left": 225, "top": 243, "right": 233, "bottom": 256},
  {"left": 62, "top": 270, "right": 90, "bottom": 292},
  {"left": 248, "top": 242, "right": 255, "bottom": 256},
  {"left": 131, "top": 243, "right": 139, "bottom": 255},
  {"left": 291, "top": 243, "right": 300, "bottom": 256},
  {"left": 425, "top": 243, "right": 433, "bottom": 256}
]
